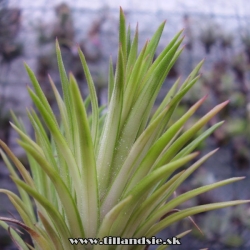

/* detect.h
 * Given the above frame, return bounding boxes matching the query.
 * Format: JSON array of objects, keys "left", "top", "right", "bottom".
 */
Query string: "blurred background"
[{"left": 1, "top": 0, "right": 250, "bottom": 249}]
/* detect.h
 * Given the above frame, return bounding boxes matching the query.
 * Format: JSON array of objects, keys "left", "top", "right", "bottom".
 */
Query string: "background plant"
[{"left": 0, "top": 7, "right": 249, "bottom": 250}]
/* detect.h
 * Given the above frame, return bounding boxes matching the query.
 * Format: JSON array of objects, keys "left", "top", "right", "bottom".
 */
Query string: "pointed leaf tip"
[
  {"left": 220, "top": 100, "right": 230, "bottom": 107},
  {"left": 23, "top": 61, "right": 28, "bottom": 67},
  {"left": 212, "top": 148, "right": 220, "bottom": 153},
  {"left": 48, "top": 74, "right": 52, "bottom": 80},
  {"left": 235, "top": 176, "right": 246, "bottom": 180},
  {"left": 55, "top": 39, "right": 60, "bottom": 50},
  {"left": 120, "top": 6, "right": 125, "bottom": 14},
  {"left": 69, "top": 71, "right": 74, "bottom": 77},
  {"left": 203, "top": 93, "right": 209, "bottom": 100},
  {"left": 191, "top": 151, "right": 200, "bottom": 158}
]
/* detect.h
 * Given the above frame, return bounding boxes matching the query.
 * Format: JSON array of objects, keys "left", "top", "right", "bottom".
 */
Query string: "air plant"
[
  {"left": 52, "top": 3, "right": 75, "bottom": 50},
  {"left": 183, "top": 14, "right": 194, "bottom": 51},
  {"left": 219, "top": 32, "right": 233, "bottom": 50},
  {"left": 200, "top": 22, "right": 219, "bottom": 54},
  {"left": 0, "top": 8, "right": 248, "bottom": 250},
  {"left": 0, "top": 7, "right": 23, "bottom": 63},
  {"left": 241, "top": 29, "right": 250, "bottom": 63},
  {"left": 0, "top": 107, "right": 11, "bottom": 143}
]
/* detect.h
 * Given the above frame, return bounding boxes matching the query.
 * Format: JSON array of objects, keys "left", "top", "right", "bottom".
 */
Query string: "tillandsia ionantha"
[{"left": 0, "top": 7, "right": 249, "bottom": 250}]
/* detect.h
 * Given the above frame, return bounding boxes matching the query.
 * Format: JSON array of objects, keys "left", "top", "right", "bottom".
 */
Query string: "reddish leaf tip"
[
  {"left": 195, "top": 94, "right": 208, "bottom": 107},
  {"left": 237, "top": 176, "right": 246, "bottom": 180},
  {"left": 76, "top": 43, "right": 81, "bottom": 50},
  {"left": 203, "top": 93, "right": 209, "bottom": 99},
  {"left": 119, "top": 6, "right": 125, "bottom": 14},
  {"left": 220, "top": 100, "right": 230, "bottom": 107}
]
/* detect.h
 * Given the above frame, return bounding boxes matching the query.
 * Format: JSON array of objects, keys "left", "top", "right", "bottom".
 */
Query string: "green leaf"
[
  {"left": 137, "top": 20, "right": 167, "bottom": 86},
  {"left": 25, "top": 88, "right": 86, "bottom": 220},
  {"left": 24, "top": 64, "right": 56, "bottom": 125},
  {"left": 0, "top": 216, "right": 52, "bottom": 250},
  {"left": 97, "top": 45, "right": 124, "bottom": 199},
  {"left": 134, "top": 149, "right": 219, "bottom": 237},
  {"left": 119, "top": 7, "right": 127, "bottom": 65},
  {"left": 70, "top": 74, "right": 99, "bottom": 237},
  {"left": 78, "top": 48, "right": 99, "bottom": 149},
  {"left": 55, "top": 40, "right": 75, "bottom": 153},
  {"left": 145, "top": 200, "right": 250, "bottom": 237},
  {"left": 49, "top": 76, "right": 71, "bottom": 148},
  {"left": 109, "top": 153, "right": 199, "bottom": 236},
  {"left": 154, "top": 101, "right": 229, "bottom": 170},
  {"left": 126, "top": 24, "right": 131, "bottom": 59},
  {"left": 121, "top": 41, "right": 149, "bottom": 125},
  {"left": 38, "top": 211, "right": 64, "bottom": 250},
  {"left": 108, "top": 56, "right": 115, "bottom": 103},
  {"left": 0, "top": 220, "right": 30, "bottom": 250},
  {"left": 180, "top": 59, "right": 204, "bottom": 90},
  {"left": 0, "top": 189, "right": 35, "bottom": 228},
  {"left": 126, "top": 24, "right": 138, "bottom": 78},
  {"left": 11, "top": 177, "right": 75, "bottom": 250},
  {"left": 101, "top": 103, "right": 171, "bottom": 216},
  {"left": 150, "top": 77, "right": 180, "bottom": 124},
  {"left": 0, "top": 140, "right": 35, "bottom": 188},
  {"left": 121, "top": 172, "right": 184, "bottom": 238},
  {"left": 124, "top": 95, "right": 207, "bottom": 193},
  {"left": 96, "top": 196, "right": 132, "bottom": 242},
  {"left": 111, "top": 38, "right": 184, "bottom": 182},
  {"left": 138, "top": 177, "right": 244, "bottom": 237},
  {"left": 18, "top": 140, "right": 85, "bottom": 237},
  {"left": 173, "top": 121, "right": 224, "bottom": 160},
  {"left": 0, "top": 150, "right": 35, "bottom": 222}
]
